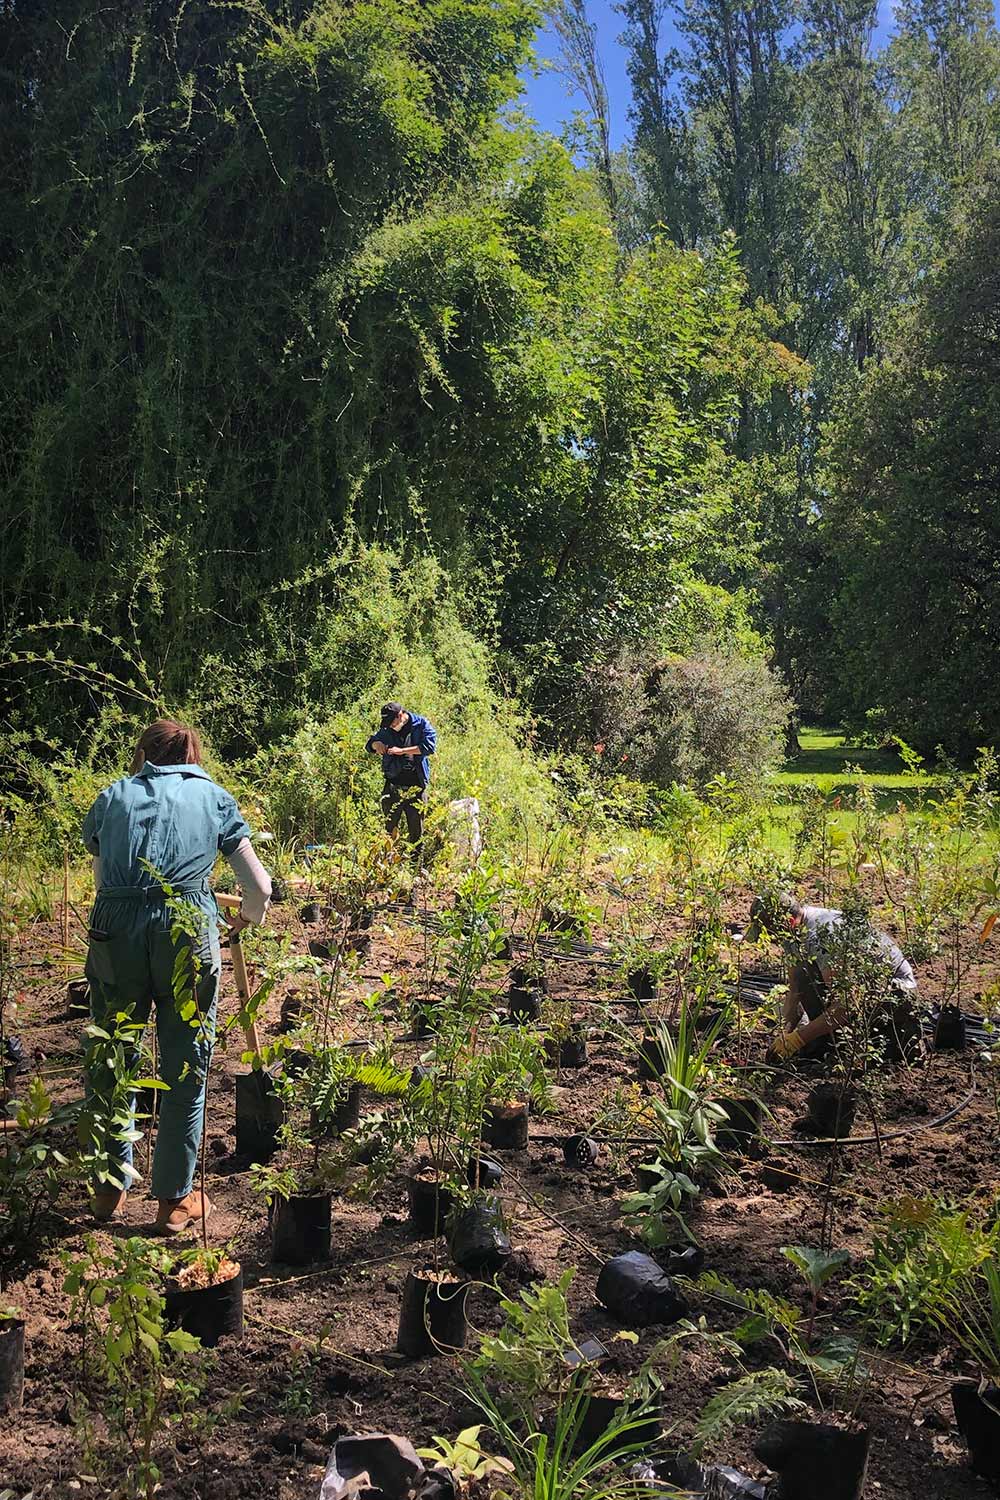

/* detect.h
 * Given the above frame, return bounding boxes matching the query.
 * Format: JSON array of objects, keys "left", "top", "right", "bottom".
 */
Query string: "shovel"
[{"left": 217, "top": 893, "right": 283, "bottom": 1157}]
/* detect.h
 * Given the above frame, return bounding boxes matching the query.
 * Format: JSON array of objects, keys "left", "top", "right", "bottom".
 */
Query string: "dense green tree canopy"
[
  {"left": 1, "top": 0, "right": 792, "bottom": 752},
  {"left": 822, "top": 173, "right": 1000, "bottom": 753}
]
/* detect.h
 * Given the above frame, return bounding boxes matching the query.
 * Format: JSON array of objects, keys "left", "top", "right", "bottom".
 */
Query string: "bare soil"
[{"left": 1, "top": 888, "right": 998, "bottom": 1499}]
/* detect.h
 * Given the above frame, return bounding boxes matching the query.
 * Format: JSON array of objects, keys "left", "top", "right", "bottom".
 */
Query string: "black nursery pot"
[
  {"left": 410, "top": 1006, "right": 437, "bottom": 1039},
  {"left": 800, "top": 1083, "right": 856, "bottom": 1140},
  {"left": 484, "top": 1101, "right": 529, "bottom": 1150},
  {"left": 952, "top": 1381, "right": 1000, "bottom": 1486},
  {"left": 878, "top": 995, "right": 924, "bottom": 1064},
  {"left": 0, "top": 1317, "right": 25, "bottom": 1413},
  {"left": 627, "top": 967, "right": 658, "bottom": 1002},
  {"left": 545, "top": 1031, "right": 589, "bottom": 1069},
  {"left": 574, "top": 1387, "right": 662, "bottom": 1456},
  {"left": 396, "top": 1266, "right": 469, "bottom": 1358},
  {"left": 300, "top": 901, "right": 323, "bottom": 924},
  {"left": 67, "top": 978, "right": 90, "bottom": 1015},
  {"left": 270, "top": 1193, "right": 332, "bottom": 1265},
  {"left": 508, "top": 986, "right": 543, "bottom": 1023},
  {"left": 563, "top": 1134, "right": 600, "bottom": 1168},
  {"left": 716, "top": 1097, "right": 763, "bottom": 1155},
  {"left": 270, "top": 879, "right": 287, "bottom": 905},
  {"left": 753, "top": 1418, "right": 870, "bottom": 1500},
  {"left": 407, "top": 1174, "right": 455, "bottom": 1236},
  {"left": 467, "top": 1155, "right": 502, "bottom": 1189},
  {"left": 234, "top": 1070, "right": 285, "bottom": 1160},
  {"left": 637, "top": 1032, "right": 670, "bottom": 1081},
  {"left": 597, "top": 1251, "right": 688, "bottom": 1328},
  {"left": 510, "top": 965, "right": 548, "bottom": 994},
  {"left": 310, "top": 1083, "right": 362, "bottom": 1140},
  {"left": 448, "top": 1200, "right": 512, "bottom": 1273},
  {"left": 935, "top": 1004, "right": 967, "bottom": 1052},
  {"left": 278, "top": 990, "right": 306, "bottom": 1032},
  {"left": 164, "top": 1265, "right": 244, "bottom": 1348}
]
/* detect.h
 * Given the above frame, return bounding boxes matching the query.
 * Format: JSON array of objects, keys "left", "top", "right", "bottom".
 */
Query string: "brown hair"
[{"left": 134, "top": 719, "right": 203, "bottom": 768}]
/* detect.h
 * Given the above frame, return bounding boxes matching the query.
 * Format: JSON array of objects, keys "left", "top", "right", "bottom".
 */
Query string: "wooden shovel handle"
[{"left": 215, "top": 893, "right": 262, "bottom": 1054}]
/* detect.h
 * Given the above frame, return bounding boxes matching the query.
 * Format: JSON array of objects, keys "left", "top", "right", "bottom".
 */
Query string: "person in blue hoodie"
[{"left": 366, "top": 702, "right": 437, "bottom": 861}]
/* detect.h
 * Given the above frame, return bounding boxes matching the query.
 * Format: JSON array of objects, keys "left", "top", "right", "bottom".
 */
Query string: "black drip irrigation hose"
[
  {"left": 528, "top": 1064, "right": 978, "bottom": 1151},
  {"left": 769, "top": 1069, "right": 978, "bottom": 1148}
]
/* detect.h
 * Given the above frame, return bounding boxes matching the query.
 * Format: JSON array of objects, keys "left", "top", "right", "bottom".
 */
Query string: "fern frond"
[{"left": 693, "top": 1369, "right": 805, "bottom": 1455}]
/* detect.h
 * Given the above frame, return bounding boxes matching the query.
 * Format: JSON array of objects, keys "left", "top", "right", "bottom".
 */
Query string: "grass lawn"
[
  {"left": 758, "top": 726, "right": 942, "bottom": 862},
  {"left": 774, "top": 726, "right": 938, "bottom": 798}
]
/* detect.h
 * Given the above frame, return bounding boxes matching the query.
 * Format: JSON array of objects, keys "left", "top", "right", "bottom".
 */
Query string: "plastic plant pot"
[
  {"left": 407, "top": 1174, "right": 455, "bottom": 1237},
  {"left": 300, "top": 902, "right": 323, "bottom": 924},
  {"left": 270, "top": 1194, "right": 332, "bottom": 1265},
  {"left": 410, "top": 1006, "right": 437, "bottom": 1039},
  {"left": 797, "top": 1083, "right": 856, "bottom": 1140},
  {"left": 308, "top": 938, "right": 333, "bottom": 961},
  {"left": 627, "top": 968, "right": 658, "bottom": 1002},
  {"left": 935, "top": 1004, "right": 967, "bottom": 1052},
  {"left": 952, "top": 1381, "right": 1000, "bottom": 1486},
  {"left": 448, "top": 1200, "right": 512, "bottom": 1273},
  {"left": 467, "top": 1156, "right": 502, "bottom": 1189},
  {"left": 511, "top": 965, "right": 547, "bottom": 995},
  {"left": 270, "top": 880, "right": 287, "bottom": 905},
  {"left": 637, "top": 1032, "right": 670, "bottom": 1081},
  {"left": 563, "top": 1134, "right": 600, "bottom": 1168},
  {"left": 716, "top": 1097, "right": 763, "bottom": 1155},
  {"left": 635, "top": 1159, "right": 682, "bottom": 1192},
  {"left": 0, "top": 1317, "right": 25, "bottom": 1413},
  {"left": 484, "top": 1101, "right": 529, "bottom": 1151},
  {"left": 67, "top": 979, "right": 90, "bottom": 1015},
  {"left": 396, "top": 1266, "right": 469, "bottom": 1358},
  {"left": 310, "top": 1083, "right": 362, "bottom": 1140},
  {"left": 164, "top": 1262, "right": 244, "bottom": 1348},
  {"left": 596, "top": 1251, "right": 688, "bottom": 1328},
  {"left": 278, "top": 990, "right": 306, "bottom": 1032},
  {"left": 235, "top": 1071, "right": 285, "bottom": 1160},
  {"left": 753, "top": 1417, "right": 870, "bottom": 1500},
  {"left": 508, "top": 986, "right": 543, "bottom": 1023},
  {"left": 574, "top": 1387, "right": 662, "bottom": 1456},
  {"left": 877, "top": 995, "right": 924, "bottom": 1064},
  {"left": 545, "top": 1031, "right": 589, "bottom": 1070}
]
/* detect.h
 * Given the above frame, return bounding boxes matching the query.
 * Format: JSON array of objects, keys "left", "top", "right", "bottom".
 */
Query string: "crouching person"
[
  {"left": 746, "top": 892, "right": 919, "bottom": 1063},
  {"left": 83, "top": 719, "right": 271, "bottom": 1233}
]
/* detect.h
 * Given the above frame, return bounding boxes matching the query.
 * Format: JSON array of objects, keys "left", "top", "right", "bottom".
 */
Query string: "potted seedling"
[
  {"left": 158, "top": 879, "right": 245, "bottom": 1343},
  {"left": 63, "top": 1236, "right": 207, "bottom": 1493},
  {"left": 257, "top": 1039, "right": 409, "bottom": 1265},
  {"left": 613, "top": 936, "right": 666, "bottom": 1003},
  {"left": 936, "top": 1255, "right": 1000, "bottom": 1486},
  {"left": 543, "top": 1002, "right": 589, "bottom": 1071}
]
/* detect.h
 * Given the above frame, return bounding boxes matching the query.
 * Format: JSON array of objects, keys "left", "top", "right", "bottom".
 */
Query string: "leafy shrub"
[
  {"left": 585, "top": 639, "right": 790, "bottom": 789},
  {"left": 852, "top": 1196, "right": 997, "bottom": 1347}
]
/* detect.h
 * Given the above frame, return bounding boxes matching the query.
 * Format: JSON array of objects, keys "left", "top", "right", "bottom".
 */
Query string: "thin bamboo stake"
[{"left": 62, "top": 849, "right": 70, "bottom": 974}]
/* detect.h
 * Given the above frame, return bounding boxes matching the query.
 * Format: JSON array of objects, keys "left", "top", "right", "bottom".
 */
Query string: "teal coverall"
[{"left": 82, "top": 762, "right": 251, "bottom": 1198}]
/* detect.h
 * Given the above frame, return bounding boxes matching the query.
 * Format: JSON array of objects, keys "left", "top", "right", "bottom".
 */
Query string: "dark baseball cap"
[{"left": 380, "top": 701, "right": 404, "bottom": 722}]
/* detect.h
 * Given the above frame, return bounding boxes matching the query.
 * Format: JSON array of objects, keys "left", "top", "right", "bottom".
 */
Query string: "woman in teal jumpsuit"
[{"left": 83, "top": 719, "right": 271, "bottom": 1234}]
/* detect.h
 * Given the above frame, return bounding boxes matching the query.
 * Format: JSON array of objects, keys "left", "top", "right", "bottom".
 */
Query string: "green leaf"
[{"left": 780, "top": 1245, "right": 850, "bottom": 1291}]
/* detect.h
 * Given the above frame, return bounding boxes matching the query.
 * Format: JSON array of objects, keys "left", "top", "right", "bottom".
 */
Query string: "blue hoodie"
[{"left": 366, "top": 711, "right": 437, "bottom": 788}]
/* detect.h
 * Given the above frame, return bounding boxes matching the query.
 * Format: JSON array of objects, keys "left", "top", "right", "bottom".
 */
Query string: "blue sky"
[{"left": 518, "top": 2, "right": 901, "bottom": 150}]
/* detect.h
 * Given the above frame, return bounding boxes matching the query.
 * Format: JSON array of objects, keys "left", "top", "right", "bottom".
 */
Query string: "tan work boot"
[
  {"left": 155, "top": 1190, "right": 213, "bottom": 1237},
  {"left": 91, "top": 1187, "right": 128, "bottom": 1223}
]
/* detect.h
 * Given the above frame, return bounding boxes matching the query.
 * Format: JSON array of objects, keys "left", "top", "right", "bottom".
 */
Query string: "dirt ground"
[{"left": 2, "top": 886, "right": 998, "bottom": 1499}]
